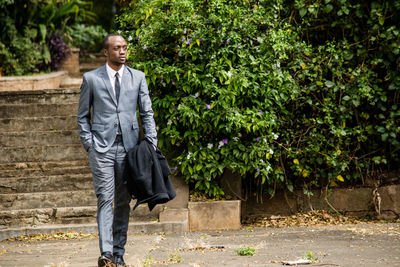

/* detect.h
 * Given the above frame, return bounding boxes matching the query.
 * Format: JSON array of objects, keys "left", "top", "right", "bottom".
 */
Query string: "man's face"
[{"left": 104, "top": 36, "right": 127, "bottom": 66}]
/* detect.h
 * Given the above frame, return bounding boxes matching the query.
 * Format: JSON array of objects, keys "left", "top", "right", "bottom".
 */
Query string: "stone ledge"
[
  {"left": 243, "top": 184, "right": 400, "bottom": 220},
  {"left": 0, "top": 71, "right": 67, "bottom": 92},
  {"left": 0, "top": 221, "right": 188, "bottom": 240},
  {"left": 188, "top": 200, "right": 241, "bottom": 231},
  {"left": 159, "top": 208, "right": 189, "bottom": 231}
]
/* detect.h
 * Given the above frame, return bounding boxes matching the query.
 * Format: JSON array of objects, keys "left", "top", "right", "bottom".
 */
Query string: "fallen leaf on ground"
[{"left": 3, "top": 231, "right": 98, "bottom": 242}]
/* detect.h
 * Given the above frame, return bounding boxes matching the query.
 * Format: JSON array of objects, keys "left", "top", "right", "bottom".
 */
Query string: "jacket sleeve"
[
  {"left": 77, "top": 74, "right": 93, "bottom": 151},
  {"left": 138, "top": 73, "right": 158, "bottom": 146}
]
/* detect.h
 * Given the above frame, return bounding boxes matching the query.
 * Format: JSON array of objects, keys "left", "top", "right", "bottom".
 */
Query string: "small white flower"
[
  {"left": 218, "top": 141, "right": 224, "bottom": 148},
  {"left": 233, "top": 137, "right": 239, "bottom": 142},
  {"left": 194, "top": 92, "right": 200, "bottom": 98},
  {"left": 260, "top": 159, "right": 264, "bottom": 163},
  {"left": 128, "top": 36, "right": 133, "bottom": 41},
  {"left": 207, "top": 143, "right": 213, "bottom": 149},
  {"left": 238, "top": 133, "right": 242, "bottom": 137},
  {"left": 273, "top": 133, "right": 279, "bottom": 140},
  {"left": 167, "top": 119, "right": 172, "bottom": 125},
  {"left": 227, "top": 71, "right": 232, "bottom": 78},
  {"left": 271, "top": 118, "right": 275, "bottom": 123},
  {"left": 117, "top": 30, "right": 122, "bottom": 34},
  {"left": 269, "top": 148, "right": 274, "bottom": 155},
  {"left": 263, "top": 138, "right": 267, "bottom": 143},
  {"left": 187, "top": 152, "right": 192, "bottom": 159},
  {"left": 266, "top": 165, "right": 271, "bottom": 172}
]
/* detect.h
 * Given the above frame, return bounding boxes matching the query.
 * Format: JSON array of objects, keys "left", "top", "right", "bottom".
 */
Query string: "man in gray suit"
[{"left": 77, "top": 34, "right": 157, "bottom": 267}]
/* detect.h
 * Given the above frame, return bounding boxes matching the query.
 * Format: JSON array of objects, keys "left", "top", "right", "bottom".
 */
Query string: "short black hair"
[{"left": 102, "top": 34, "right": 123, "bottom": 49}]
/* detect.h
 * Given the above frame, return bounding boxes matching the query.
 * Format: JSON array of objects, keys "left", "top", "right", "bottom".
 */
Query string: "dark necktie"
[{"left": 115, "top": 72, "right": 120, "bottom": 104}]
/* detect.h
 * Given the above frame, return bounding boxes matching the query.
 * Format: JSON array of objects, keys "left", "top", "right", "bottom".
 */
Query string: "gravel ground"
[{"left": 0, "top": 223, "right": 399, "bottom": 267}]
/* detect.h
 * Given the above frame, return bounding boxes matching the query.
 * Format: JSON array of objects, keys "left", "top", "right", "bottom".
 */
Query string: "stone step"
[
  {"left": 0, "top": 160, "right": 89, "bottom": 171},
  {"left": 0, "top": 190, "right": 97, "bottom": 210},
  {"left": 0, "top": 207, "right": 93, "bottom": 227},
  {"left": 0, "top": 115, "right": 77, "bottom": 132},
  {"left": 0, "top": 102, "right": 78, "bottom": 118},
  {"left": 0, "top": 144, "right": 86, "bottom": 163},
  {"left": 0, "top": 89, "right": 80, "bottom": 104},
  {"left": 0, "top": 221, "right": 187, "bottom": 240},
  {"left": 0, "top": 174, "right": 93, "bottom": 193},
  {"left": 0, "top": 204, "right": 164, "bottom": 227},
  {"left": 0, "top": 130, "right": 80, "bottom": 147},
  {"left": 0, "top": 164, "right": 90, "bottom": 178}
]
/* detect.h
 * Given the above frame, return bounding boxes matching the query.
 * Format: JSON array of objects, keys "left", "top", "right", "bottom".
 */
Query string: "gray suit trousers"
[{"left": 89, "top": 137, "right": 131, "bottom": 256}]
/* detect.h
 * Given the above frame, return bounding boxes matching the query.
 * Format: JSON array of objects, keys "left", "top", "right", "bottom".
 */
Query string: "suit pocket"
[{"left": 132, "top": 122, "right": 139, "bottom": 130}]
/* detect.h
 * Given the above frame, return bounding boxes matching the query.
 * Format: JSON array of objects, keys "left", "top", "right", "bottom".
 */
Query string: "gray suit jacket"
[{"left": 77, "top": 64, "right": 157, "bottom": 153}]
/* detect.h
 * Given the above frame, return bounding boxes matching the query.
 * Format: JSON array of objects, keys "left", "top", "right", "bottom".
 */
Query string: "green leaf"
[
  {"left": 39, "top": 24, "right": 47, "bottom": 42},
  {"left": 324, "top": 4, "right": 333, "bottom": 13},
  {"left": 287, "top": 183, "right": 293, "bottom": 192},
  {"left": 299, "top": 8, "right": 307, "bottom": 17},
  {"left": 325, "top": 80, "right": 335, "bottom": 88}
]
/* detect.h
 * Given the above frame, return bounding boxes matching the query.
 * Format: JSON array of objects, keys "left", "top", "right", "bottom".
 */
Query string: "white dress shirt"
[{"left": 106, "top": 63, "right": 124, "bottom": 97}]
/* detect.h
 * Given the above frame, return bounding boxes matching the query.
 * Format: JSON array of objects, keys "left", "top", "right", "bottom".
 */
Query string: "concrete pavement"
[{"left": 0, "top": 223, "right": 399, "bottom": 267}]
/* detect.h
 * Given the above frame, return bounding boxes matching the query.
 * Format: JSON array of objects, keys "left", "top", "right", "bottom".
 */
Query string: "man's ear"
[{"left": 104, "top": 48, "right": 108, "bottom": 57}]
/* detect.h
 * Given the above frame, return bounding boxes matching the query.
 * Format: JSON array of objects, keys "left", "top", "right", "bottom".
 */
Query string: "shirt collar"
[{"left": 106, "top": 63, "right": 124, "bottom": 78}]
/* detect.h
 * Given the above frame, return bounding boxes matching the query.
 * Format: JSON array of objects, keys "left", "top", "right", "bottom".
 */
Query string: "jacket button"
[
  {"left": 117, "top": 109, "right": 121, "bottom": 113},
  {"left": 114, "top": 123, "right": 118, "bottom": 127}
]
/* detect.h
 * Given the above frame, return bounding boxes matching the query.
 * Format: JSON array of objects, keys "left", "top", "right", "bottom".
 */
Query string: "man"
[{"left": 77, "top": 34, "right": 157, "bottom": 267}]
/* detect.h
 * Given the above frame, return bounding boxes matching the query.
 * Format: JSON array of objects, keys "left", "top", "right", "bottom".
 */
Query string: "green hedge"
[
  {"left": 0, "top": 0, "right": 99, "bottom": 76},
  {"left": 118, "top": 0, "right": 400, "bottom": 198}
]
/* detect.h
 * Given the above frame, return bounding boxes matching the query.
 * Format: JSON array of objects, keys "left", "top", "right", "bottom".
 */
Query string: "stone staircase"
[{"left": 0, "top": 55, "right": 188, "bottom": 240}]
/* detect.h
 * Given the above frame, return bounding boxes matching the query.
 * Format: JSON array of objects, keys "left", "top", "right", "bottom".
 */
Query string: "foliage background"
[
  {"left": 118, "top": 0, "right": 400, "bottom": 198},
  {"left": 0, "top": 0, "right": 107, "bottom": 76}
]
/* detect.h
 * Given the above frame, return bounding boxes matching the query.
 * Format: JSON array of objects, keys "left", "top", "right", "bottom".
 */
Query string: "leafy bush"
[
  {"left": 48, "top": 33, "right": 71, "bottom": 71},
  {"left": 0, "top": 0, "right": 99, "bottom": 75},
  {"left": 65, "top": 24, "right": 108, "bottom": 53},
  {"left": 117, "top": 0, "right": 400, "bottom": 198},
  {"left": 0, "top": 17, "right": 45, "bottom": 76}
]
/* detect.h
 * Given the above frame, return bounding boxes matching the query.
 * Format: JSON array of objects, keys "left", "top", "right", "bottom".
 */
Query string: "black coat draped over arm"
[{"left": 125, "top": 140, "right": 176, "bottom": 211}]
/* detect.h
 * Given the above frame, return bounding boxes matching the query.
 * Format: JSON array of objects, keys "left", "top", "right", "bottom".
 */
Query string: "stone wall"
[
  {"left": 0, "top": 71, "right": 67, "bottom": 91},
  {"left": 242, "top": 184, "right": 400, "bottom": 219}
]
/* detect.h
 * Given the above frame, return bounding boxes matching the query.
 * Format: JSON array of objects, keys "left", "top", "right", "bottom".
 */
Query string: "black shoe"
[
  {"left": 98, "top": 252, "right": 115, "bottom": 267},
  {"left": 114, "top": 255, "right": 126, "bottom": 267}
]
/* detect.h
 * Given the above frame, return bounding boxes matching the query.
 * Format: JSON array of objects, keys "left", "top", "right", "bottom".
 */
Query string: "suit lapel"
[{"left": 100, "top": 65, "right": 117, "bottom": 106}]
